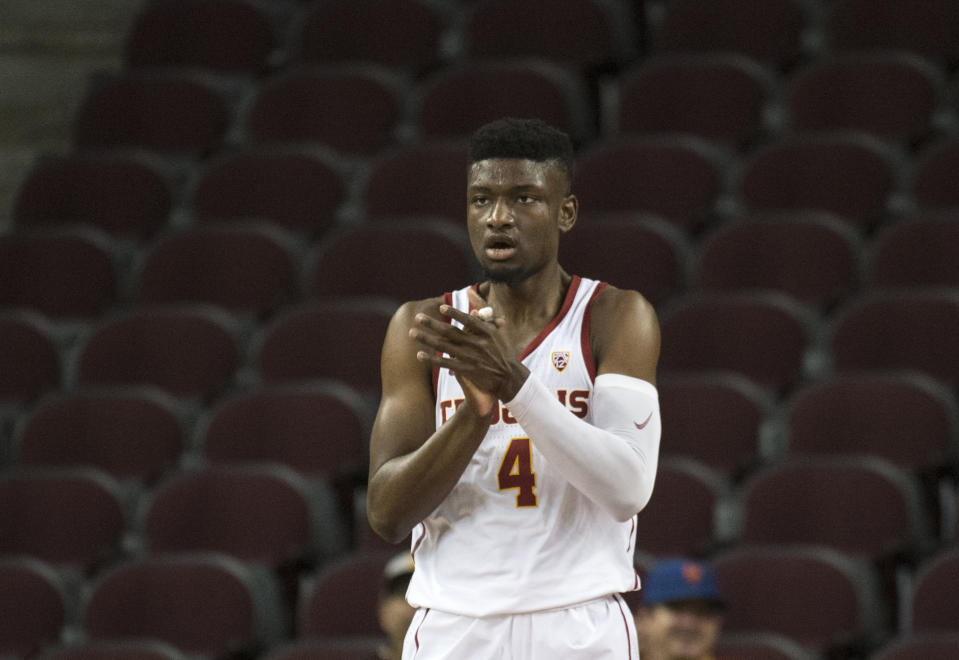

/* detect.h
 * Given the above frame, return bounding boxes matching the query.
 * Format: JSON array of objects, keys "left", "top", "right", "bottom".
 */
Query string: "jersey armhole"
[{"left": 581, "top": 281, "right": 609, "bottom": 382}]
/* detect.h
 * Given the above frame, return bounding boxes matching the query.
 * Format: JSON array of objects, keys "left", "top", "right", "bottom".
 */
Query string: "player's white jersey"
[{"left": 406, "top": 275, "right": 640, "bottom": 617}]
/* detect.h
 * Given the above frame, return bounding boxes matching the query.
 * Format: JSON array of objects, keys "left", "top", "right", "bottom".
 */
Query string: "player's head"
[
  {"left": 466, "top": 118, "right": 578, "bottom": 284},
  {"left": 634, "top": 558, "right": 724, "bottom": 660},
  {"left": 469, "top": 117, "right": 574, "bottom": 192}
]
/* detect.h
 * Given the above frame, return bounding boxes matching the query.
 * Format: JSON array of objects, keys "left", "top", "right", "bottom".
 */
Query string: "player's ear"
[{"left": 559, "top": 194, "right": 578, "bottom": 234}]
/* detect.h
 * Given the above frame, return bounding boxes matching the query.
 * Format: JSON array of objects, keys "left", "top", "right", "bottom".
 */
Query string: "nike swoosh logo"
[{"left": 634, "top": 412, "right": 653, "bottom": 430}]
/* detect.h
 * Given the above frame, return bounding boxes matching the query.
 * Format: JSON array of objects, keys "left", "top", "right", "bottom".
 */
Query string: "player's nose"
[{"left": 486, "top": 198, "right": 515, "bottom": 227}]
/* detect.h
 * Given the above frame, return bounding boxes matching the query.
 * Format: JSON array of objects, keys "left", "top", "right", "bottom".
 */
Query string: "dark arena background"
[{"left": 1, "top": 1, "right": 958, "bottom": 658}]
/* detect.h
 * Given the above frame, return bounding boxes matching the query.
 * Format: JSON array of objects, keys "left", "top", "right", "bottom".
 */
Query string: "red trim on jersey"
[
  {"left": 615, "top": 595, "right": 636, "bottom": 659},
  {"left": 411, "top": 522, "right": 426, "bottom": 558},
  {"left": 581, "top": 280, "right": 608, "bottom": 382},
  {"left": 413, "top": 608, "right": 431, "bottom": 653},
  {"left": 517, "top": 275, "right": 582, "bottom": 362},
  {"left": 432, "top": 292, "right": 455, "bottom": 396},
  {"left": 469, "top": 282, "right": 480, "bottom": 313}
]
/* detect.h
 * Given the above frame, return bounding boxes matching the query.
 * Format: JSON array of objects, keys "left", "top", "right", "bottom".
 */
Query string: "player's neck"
[{"left": 485, "top": 264, "right": 571, "bottom": 327}]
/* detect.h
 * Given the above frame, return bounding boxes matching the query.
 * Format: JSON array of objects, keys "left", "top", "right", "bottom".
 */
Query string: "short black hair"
[{"left": 469, "top": 117, "right": 574, "bottom": 184}]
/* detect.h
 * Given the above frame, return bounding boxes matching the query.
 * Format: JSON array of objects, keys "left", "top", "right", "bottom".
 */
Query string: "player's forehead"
[{"left": 467, "top": 158, "right": 564, "bottom": 191}]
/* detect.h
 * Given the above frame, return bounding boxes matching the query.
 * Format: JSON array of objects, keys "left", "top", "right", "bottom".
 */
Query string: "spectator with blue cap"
[{"left": 634, "top": 557, "right": 726, "bottom": 660}]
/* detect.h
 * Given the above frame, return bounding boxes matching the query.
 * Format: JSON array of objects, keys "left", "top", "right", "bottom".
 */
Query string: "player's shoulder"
[
  {"left": 588, "top": 283, "right": 661, "bottom": 377},
  {"left": 591, "top": 283, "right": 658, "bottom": 328},
  {"left": 395, "top": 295, "right": 447, "bottom": 322}
]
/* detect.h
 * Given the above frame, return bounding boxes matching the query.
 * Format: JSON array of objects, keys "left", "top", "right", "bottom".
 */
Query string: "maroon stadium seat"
[
  {"left": 256, "top": 299, "right": 398, "bottom": 396},
  {"left": 463, "top": 0, "right": 634, "bottom": 70},
  {"left": 575, "top": 136, "right": 724, "bottom": 232},
  {"left": 298, "top": 552, "right": 396, "bottom": 639},
  {"left": 246, "top": 65, "right": 404, "bottom": 155},
  {"left": 264, "top": 639, "right": 383, "bottom": 660},
  {"left": 83, "top": 554, "right": 285, "bottom": 658},
  {"left": 616, "top": 54, "right": 771, "bottom": 146},
  {"left": 191, "top": 147, "right": 347, "bottom": 236},
  {"left": 912, "top": 138, "right": 959, "bottom": 210},
  {"left": 910, "top": 549, "right": 959, "bottom": 634},
  {"left": 202, "top": 381, "right": 369, "bottom": 481},
  {"left": 36, "top": 640, "right": 189, "bottom": 660},
  {"left": 559, "top": 213, "right": 689, "bottom": 306},
  {"left": 697, "top": 212, "right": 860, "bottom": 310},
  {"left": 77, "top": 305, "right": 240, "bottom": 401},
  {"left": 737, "top": 458, "right": 930, "bottom": 561},
  {"left": 0, "top": 468, "right": 126, "bottom": 569},
  {"left": 417, "top": 62, "right": 592, "bottom": 143},
  {"left": 714, "top": 546, "right": 882, "bottom": 652},
  {"left": 634, "top": 458, "right": 727, "bottom": 557},
  {"left": 658, "top": 293, "right": 814, "bottom": 392},
  {"left": 142, "top": 465, "right": 346, "bottom": 565},
  {"left": 0, "top": 228, "right": 117, "bottom": 319},
  {"left": 308, "top": 221, "right": 476, "bottom": 302},
  {"left": 738, "top": 133, "right": 896, "bottom": 231},
  {"left": 786, "top": 53, "right": 941, "bottom": 144},
  {"left": 826, "top": 0, "right": 959, "bottom": 69},
  {"left": 295, "top": 0, "right": 444, "bottom": 75},
  {"left": 17, "top": 387, "right": 185, "bottom": 483},
  {"left": 657, "top": 372, "right": 772, "bottom": 477},
  {"left": 13, "top": 153, "right": 173, "bottom": 238},
  {"left": 74, "top": 73, "right": 230, "bottom": 157},
  {"left": 786, "top": 372, "right": 957, "bottom": 472},
  {"left": 0, "top": 558, "right": 69, "bottom": 659},
  {"left": 363, "top": 141, "right": 468, "bottom": 223},
  {"left": 125, "top": 0, "right": 276, "bottom": 74},
  {"left": 869, "top": 213, "right": 959, "bottom": 288},
  {"left": 871, "top": 633, "right": 959, "bottom": 660},
  {"left": 829, "top": 290, "right": 959, "bottom": 387},
  {"left": 716, "top": 632, "right": 819, "bottom": 660},
  {"left": 136, "top": 224, "right": 299, "bottom": 316},
  {"left": 653, "top": 0, "right": 808, "bottom": 69},
  {"left": 0, "top": 312, "right": 61, "bottom": 405}
]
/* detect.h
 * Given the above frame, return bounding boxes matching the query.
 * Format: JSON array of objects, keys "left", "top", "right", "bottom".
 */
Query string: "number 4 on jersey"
[{"left": 498, "top": 437, "right": 537, "bottom": 507}]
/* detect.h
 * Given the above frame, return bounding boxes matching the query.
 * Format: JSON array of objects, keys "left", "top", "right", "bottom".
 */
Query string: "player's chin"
[{"left": 482, "top": 263, "right": 529, "bottom": 284}]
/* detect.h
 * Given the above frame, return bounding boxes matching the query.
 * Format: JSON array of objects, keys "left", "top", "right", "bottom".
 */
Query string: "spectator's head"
[
  {"left": 377, "top": 551, "right": 416, "bottom": 659},
  {"left": 635, "top": 558, "right": 725, "bottom": 660}
]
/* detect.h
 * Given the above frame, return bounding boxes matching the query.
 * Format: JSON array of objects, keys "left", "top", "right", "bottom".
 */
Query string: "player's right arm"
[{"left": 366, "top": 298, "right": 492, "bottom": 544}]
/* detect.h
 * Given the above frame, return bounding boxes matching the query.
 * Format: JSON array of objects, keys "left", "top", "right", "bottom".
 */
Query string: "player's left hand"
[{"left": 409, "top": 291, "right": 528, "bottom": 407}]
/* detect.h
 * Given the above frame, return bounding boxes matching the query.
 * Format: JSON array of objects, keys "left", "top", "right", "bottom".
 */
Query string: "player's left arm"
[{"left": 504, "top": 286, "right": 661, "bottom": 521}]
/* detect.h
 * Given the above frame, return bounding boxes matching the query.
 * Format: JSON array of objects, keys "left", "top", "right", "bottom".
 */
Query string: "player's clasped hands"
[{"left": 408, "top": 289, "right": 522, "bottom": 416}]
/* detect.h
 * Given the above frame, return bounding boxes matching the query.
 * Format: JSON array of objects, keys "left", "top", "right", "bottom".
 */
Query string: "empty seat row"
[
  {"left": 7, "top": 367, "right": 955, "bottom": 492},
  {"left": 123, "top": 0, "right": 959, "bottom": 79},
  {"left": 0, "top": 464, "right": 347, "bottom": 573},
  {"left": 18, "top": 135, "right": 959, "bottom": 242},
  {"left": 0, "top": 553, "right": 287, "bottom": 659},
  {"left": 123, "top": 0, "right": 637, "bottom": 77},
  {"left": 3, "top": 288, "right": 959, "bottom": 405},
  {"left": 5, "top": 545, "right": 957, "bottom": 660},
  {"left": 1, "top": 421, "right": 953, "bottom": 572},
  {"left": 4, "top": 213, "right": 957, "bottom": 326},
  {"left": 638, "top": 454, "right": 941, "bottom": 562}
]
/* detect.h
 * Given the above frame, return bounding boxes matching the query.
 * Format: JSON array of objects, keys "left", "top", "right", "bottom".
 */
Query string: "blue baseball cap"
[{"left": 642, "top": 558, "right": 724, "bottom": 608}]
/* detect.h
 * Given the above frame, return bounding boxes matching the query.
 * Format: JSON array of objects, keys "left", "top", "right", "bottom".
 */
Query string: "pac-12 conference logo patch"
[{"left": 551, "top": 350, "right": 571, "bottom": 372}]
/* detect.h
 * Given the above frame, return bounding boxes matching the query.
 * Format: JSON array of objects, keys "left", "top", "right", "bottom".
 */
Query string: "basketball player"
[{"left": 367, "top": 117, "right": 661, "bottom": 659}]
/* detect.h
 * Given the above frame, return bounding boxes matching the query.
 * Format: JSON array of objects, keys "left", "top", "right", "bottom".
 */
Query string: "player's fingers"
[
  {"left": 415, "top": 350, "right": 458, "bottom": 371},
  {"left": 466, "top": 287, "right": 491, "bottom": 315},
  {"left": 440, "top": 304, "right": 492, "bottom": 333},
  {"left": 413, "top": 312, "right": 465, "bottom": 340}
]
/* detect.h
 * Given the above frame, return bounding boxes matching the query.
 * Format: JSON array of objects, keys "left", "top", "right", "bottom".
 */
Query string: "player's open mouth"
[{"left": 485, "top": 236, "right": 516, "bottom": 260}]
